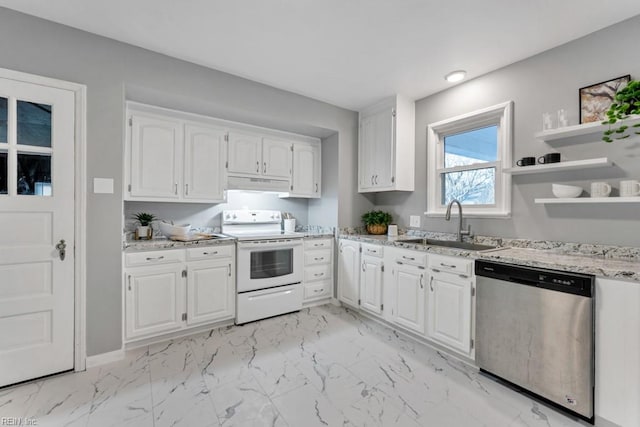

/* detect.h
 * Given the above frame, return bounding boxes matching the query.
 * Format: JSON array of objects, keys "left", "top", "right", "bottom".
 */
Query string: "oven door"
[{"left": 237, "top": 239, "right": 303, "bottom": 292}]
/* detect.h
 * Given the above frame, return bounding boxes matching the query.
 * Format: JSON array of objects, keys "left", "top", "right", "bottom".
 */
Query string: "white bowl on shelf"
[
  {"left": 552, "top": 183, "right": 583, "bottom": 198},
  {"left": 159, "top": 221, "right": 191, "bottom": 237}
]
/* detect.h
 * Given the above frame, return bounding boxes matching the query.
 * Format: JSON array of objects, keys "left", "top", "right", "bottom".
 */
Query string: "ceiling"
[{"left": 1, "top": 1, "right": 639, "bottom": 110}]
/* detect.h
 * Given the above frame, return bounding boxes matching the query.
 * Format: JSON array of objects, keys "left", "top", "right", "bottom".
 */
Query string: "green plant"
[
  {"left": 361, "top": 210, "right": 393, "bottom": 226},
  {"left": 602, "top": 79, "right": 640, "bottom": 142},
  {"left": 132, "top": 212, "right": 156, "bottom": 226}
]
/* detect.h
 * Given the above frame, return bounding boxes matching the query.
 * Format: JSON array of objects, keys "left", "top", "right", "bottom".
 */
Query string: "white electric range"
[{"left": 222, "top": 210, "right": 304, "bottom": 324}]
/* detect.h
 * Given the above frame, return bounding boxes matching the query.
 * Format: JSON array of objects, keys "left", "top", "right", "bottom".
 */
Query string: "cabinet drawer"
[
  {"left": 428, "top": 253, "right": 472, "bottom": 277},
  {"left": 304, "top": 280, "right": 332, "bottom": 300},
  {"left": 186, "top": 244, "right": 234, "bottom": 261},
  {"left": 125, "top": 249, "right": 185, "bottom": 267},
  {"left": 305, "top": 264, "right": 332, "bottom": 282},
  {"left": 304, "top": 249, "right": 332, "bottom": 266},
  {"left": 361, "top": 243, "right": 383, "bottom": 258},
  {"left": 393, "top": 250, "right": 427, "bottom": 268},
  {"left": 304, "top": 238, "right": 333, "bottom": 250}
]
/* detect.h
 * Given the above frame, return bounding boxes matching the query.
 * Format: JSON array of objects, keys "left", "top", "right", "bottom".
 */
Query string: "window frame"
[{"left": 426, "top": 101, "right": 512, "bottom": 217}]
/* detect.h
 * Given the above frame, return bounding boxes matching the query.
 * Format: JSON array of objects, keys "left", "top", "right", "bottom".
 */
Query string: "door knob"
[{"left": 56, "top": 239, "right": 67, "bottom": 261}]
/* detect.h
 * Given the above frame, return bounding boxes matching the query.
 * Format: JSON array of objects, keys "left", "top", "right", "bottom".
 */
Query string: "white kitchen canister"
[
  {"left": 284, "top": 219, "right": 296, "bottom": 232},
  {"left": 387, "top": 224, "right": 398, "bottom": 237}
]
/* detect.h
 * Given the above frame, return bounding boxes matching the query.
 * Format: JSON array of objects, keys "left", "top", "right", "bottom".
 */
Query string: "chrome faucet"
[{"left": 445, "top": 199, "right": 471, "bottom": 242}]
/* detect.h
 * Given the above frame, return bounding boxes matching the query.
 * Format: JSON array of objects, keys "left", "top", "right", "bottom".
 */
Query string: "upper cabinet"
[
  {"left": 358, "top": 94, "right": 415, "bottom": 193},
  {"left": 125, "top": 109, "right": 226, "bottom": 203},
  {"left": 125, "top": 102, "right": 321, "bottom": 201}
]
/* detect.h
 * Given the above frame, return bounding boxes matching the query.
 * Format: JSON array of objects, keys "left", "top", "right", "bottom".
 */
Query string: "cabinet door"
[
  {"left": 228, "top": 131, "right": 262, "bottom": 176},
  {"left": 186, "top": 260, "right": 234, "bottom": 325},
  {"left": 391, "top": 264, "right": 426, "bottom": 334},
  {"left": 125, "top": 265, "right": 184, "bottom": 340},
  {"left": 359, "top": 255, "right": 383, "bottom": 315},
  {"left": 129, "top": 114, "right": 182, "bottom": 199},
  {"left": 291, "top": 142, "right": 321, "bottom": 197},
  {"left": 426, "top": 271, "right": 473, "bottom": 355},
  {"left": 262, "top": 138, "right": 292, "bottom": 179},
  {"left": 358, "top": 115, "right": 375, "bottom": 190},
  {"left": 184, "top": 124, "right": 226, "bottom": 202},
  {"left": 338, "top": 240, "right": 360, "bottom": 307},
  {"left": 371, "top": 107, "right": 394, "bottom": 189}
]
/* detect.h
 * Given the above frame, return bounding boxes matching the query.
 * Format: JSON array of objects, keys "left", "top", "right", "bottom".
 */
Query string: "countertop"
[{"left": 338, "top": 234, "right": 640, "bottom": 283}]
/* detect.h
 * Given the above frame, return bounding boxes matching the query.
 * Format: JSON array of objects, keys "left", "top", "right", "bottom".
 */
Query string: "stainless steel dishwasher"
[{"left": 475, "top": 260, "right": 595, "bottom": 423}]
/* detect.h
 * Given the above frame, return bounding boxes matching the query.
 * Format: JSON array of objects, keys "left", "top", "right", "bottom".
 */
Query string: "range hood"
[{"left": 227, "top": 175, "right": 290, "bottom": 192}]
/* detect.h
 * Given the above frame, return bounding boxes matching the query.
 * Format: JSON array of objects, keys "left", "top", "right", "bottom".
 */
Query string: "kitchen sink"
[{"left": 400, "top": 238, "right": 496, "bottom": 251}]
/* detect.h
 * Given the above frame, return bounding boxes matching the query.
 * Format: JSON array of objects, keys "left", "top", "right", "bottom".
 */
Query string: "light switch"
[
  {"left": 93, "top": 178, "right": 114, "bottom": 194},
  {"left": 409, "top": 215, "right": 420, "bottom": 228}
]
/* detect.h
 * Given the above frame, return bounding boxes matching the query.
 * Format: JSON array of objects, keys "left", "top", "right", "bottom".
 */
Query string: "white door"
[
  {"left": 372, "top": 107, "right": 394, "bottom": 189},
  {"left": 0, "top": 78, "right": 75, "bottom": 387},
  {"left": 184, "top": 124, "right": 226, "bottom": 202},
  {"left": 391, "top": 264, "right": 426, "bottom": 334},
  {"left": 427, "top": 271, "right": 473, "bottom": 355},
  {"left": 291, "top": 142, "right": 320, "bottom": 197},
  {"left": 129, "top": 113, "right": 182, "bottom": 199},
  {"left": 262, "top": 138, "right": 291, "bottom": 179},
  {"left": 186, "top": 260, "right": 234, "bottom": 325},
  {"left": 125, "top": 265, "right": 185, "bottom": 340},
  {"left": 227, "top": 131, "right": 261, "bottom": 176},
  {"left": 337, "top": 240, "right": 360, "bottom": 307},
  {"left": 359, "top": 255, "right": 383, "bottom": 315}
]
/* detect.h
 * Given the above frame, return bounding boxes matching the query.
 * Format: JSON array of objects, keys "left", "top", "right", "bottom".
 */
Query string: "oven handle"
[
  {"left": 248, "top": 288, "right": 294, "bottom": 300},
  {"left": 237, "top": 240, "right": 303, "bottom": 250}
]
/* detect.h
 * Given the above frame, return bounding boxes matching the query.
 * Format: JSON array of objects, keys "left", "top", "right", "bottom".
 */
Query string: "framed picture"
[{"left": 579, "top": 74, "right": 631, "bottom": 124}]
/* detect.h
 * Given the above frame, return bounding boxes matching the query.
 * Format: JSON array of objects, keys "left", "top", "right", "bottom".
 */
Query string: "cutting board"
[{"left": 169, "top": 233, "right": 217, "bottom": 242}]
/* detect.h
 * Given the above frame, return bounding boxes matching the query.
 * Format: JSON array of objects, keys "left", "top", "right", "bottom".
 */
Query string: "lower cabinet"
[
  {"left": 337, "top": 239, "right": 361, "bottom": 307},
  {"left": 426, "top": 269, "right": 473, "bottom": 355},
  {"left": 390, "top": 262, "right": 426, "bottom": 334},
  {"left": 302, "top": 238, "right": 334, "bottom": 303},
  {"left": 124, "top": 245, "right": 235, "bottom": 342},
  {"left": 359, "top": 254, "right": 384, "bottom": 315}
]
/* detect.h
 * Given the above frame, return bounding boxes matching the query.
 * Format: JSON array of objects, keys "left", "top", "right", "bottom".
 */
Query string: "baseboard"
[
  {"left": 124, "top": 318, "right": 236, "bottom": 350},
  {"left": 85, "top": 348, "right": 125, "bottom": 369}
]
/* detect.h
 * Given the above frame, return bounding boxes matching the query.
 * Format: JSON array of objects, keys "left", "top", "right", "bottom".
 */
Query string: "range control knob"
[{"left": 232, "top": 214, "right": 237, "bottom": 219}]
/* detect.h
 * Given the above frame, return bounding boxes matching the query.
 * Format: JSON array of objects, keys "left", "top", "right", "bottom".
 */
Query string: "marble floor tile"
[{"left": 0, "top": 304, "right": 588, "bottom": 427}]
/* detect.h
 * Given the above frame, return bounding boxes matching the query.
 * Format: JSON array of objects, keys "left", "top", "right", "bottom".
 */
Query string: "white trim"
[
  {"left": 0, "top": 67, "right": 88, "bottom": 372},
  {"left": 427, "top": 101, "right": 512, "bottom": 217},
  {"left": 85, "top": 348, "right": 125, "bottom": 369}
]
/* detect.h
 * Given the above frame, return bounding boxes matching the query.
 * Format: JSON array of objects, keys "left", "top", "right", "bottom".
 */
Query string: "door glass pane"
[
  {"left": 250, "top": 248, "right": 293, "bottom": 279},
  {"left": 17, "top": 153, "right": 51, "bottom": 196},
  {"left": 0, "top": 151, "right": 7, "bottom": 194},
  {"left": 0, "top": 97, "right": 7, "bottom": 143},
  {"left": 444, "top": 125, "right": 497, "bottom": 168},
  {"left": 17, "top": 101, "right": 52, "bottom": 148},
  {"left": 441, "top": 167, "right": 495, "bottom": 205}
]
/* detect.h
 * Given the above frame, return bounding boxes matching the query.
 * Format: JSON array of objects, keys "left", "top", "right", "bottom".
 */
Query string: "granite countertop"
[{"left": 339, "top": 234, "right": 640, "bottom": 283}]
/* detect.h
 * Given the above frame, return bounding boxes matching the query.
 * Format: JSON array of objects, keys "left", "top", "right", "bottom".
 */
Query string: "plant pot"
[
  {"left": 135, "top": 225, "right": 152, "bottom": 240},
  {"left": 367, "top": 224, "right": 388, "bottom": 235}
]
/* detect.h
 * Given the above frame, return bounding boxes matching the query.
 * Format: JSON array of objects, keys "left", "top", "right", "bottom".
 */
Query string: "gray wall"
[
  {"left": 0, "top": 8, "right": 368, "bottom": 356},
  {"left": 376, "top": 14, "right": 640, "bottom": 247},
  {"left": 308, "top": 133, "right": 340, "bottom": 228}
]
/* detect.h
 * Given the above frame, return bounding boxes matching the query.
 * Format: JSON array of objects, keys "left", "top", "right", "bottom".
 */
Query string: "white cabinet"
[
  {"left": 338, "top": 239, "right": 360, "bottom": 307},
  {"left": 302, "top": 238, "right": 333, "bottom": 303},
  {"left": 124, "top": 245, "right": 236, "bottom": 342},
  {"left": 125, "top": 264, "right": 185, "bottom": 339},
  {"left": 228, "top": 132, "right": 291, "bottom": 179},
  {"left": 358, "top": 94, "right": 415, "bottom": 193},
  {"left": 184, "top": 124, "right": 227, "bottom": 202},
  {"left": 390, "top": 262, "right": 426, "bottom": 334},
  {"left": 125, "top": 108, "right": 226, "bottom": 203},
  {"left": 595, "top": 278, "right": 640, "bottom": 427},
  {"left": 129, "top": 113, "right": 183, "bottom": 199},
  {"left": 289, "top": 141, "right": 321, "bottom": 198},
  {"left": 186, "top": 260, "right": 234, "bottom": 325},
  {"left": 359, "top": 243, "right": 384, "bottom": 316}
]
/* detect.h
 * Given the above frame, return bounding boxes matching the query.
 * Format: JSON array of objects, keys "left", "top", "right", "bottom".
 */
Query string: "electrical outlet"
[{"left": 409, "top": 215, "right": 420, "bottom": 228}]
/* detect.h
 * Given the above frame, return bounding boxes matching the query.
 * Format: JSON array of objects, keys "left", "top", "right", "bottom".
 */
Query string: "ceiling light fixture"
[{"left": 444, "top": 70, "right": 467, "bottom": 83}]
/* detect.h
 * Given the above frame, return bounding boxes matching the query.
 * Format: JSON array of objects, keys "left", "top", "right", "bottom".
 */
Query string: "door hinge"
[
  {"left": 381, "top": 264, "right": 384, "bottom": 272},
  {"left": 290, "top": 145, "right": 294, "bottom": 152},
  {"left": 290, "top": 185, "right": 293, "bottom": 191},
  {"left": 381, "top": 303, "right": 384, "bottom": 311},
  {"left": 225, "top": 160, "right": 228, "bottom": 168},
  {"left": 127, "top": 184, "right": 131, "bottom": 192},
  {"left": 359, "top": 247, "right": 362, "bottom": 253},
  {"left": 391, "top": 109, "right": 396, "bottom": 118},
  {"left": 182, "top": 269, "right": 187, "bottom": 278},
  {"left": 358, "top": 299, "right": 361, "bottom": 305},
  {"left": 470, "top": 339, "right": 474, "bottom": 349},
  {"left": 128, "top": 117, "right": 132, "bottom": 126},
  {"left": 182, "top": 313, "right": 187, "bottom": 321},
  {"left": 224, "top": 134, "right": 229, "bottom": 142},
  {"left": 391, "top": 176, "right": 395, "bottom": 183},
  {"left": 471, "top": 287, "right": 475, "bottom": 297}
]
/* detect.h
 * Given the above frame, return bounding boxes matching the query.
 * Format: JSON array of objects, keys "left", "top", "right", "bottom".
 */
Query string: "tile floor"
[{"left": 0, "top": 304, "right": 587, "bottom": 427}]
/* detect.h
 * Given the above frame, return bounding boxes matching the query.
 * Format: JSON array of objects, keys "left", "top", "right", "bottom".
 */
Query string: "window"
[{"left": 427, "top": 101, "right": 512, "bottom": 217}]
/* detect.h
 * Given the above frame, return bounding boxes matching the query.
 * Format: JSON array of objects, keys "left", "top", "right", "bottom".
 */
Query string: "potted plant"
[
  {"left": 361, "top": 210, "right": 393, "bottom": 235},
  {"left": 602, "top": 79, "right": 640, "bottom": 142},
  {"left": 132, "top": 212, "right": 156, "bottom": 240}
]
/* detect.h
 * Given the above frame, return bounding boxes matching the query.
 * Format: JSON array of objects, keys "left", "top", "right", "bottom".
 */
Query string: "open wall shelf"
[
  {"left": 534, "top": 115, "right": 640, "bottom": 143},
  {"left": 503, "top": 157, "right": 612, "bottom": 175},
  {"left": 535, "top": 197, "right": 640, "bottom": 204}
]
